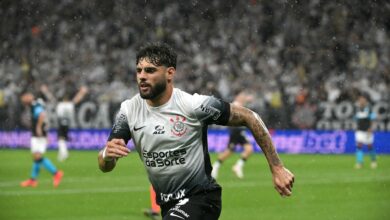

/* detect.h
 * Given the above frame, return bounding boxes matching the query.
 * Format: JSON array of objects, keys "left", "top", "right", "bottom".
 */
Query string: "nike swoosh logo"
[
  {"left": 170, "top": 212, "right": 185, "bottom": 219},
  {"left": 133, "top": 126, "right": 146, "bottom": 131}
]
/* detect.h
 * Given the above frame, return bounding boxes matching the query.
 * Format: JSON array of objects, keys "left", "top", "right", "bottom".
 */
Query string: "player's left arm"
[
  {"left": 368, "top": 111, "right": 377, "bottom": 133},
  {"left": 227, "top": 103, "right": 295, "bottom": 197},
  {"left": 72, "top": 86, "right": 88, "bottom": 104}
]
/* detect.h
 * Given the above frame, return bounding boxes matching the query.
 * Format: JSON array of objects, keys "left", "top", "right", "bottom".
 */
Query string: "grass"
[{"left": 0, "top": 149, "right": 389, "bottom": 220}]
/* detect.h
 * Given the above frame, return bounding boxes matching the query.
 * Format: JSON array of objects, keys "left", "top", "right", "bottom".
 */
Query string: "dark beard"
[{"left": 139, "top": 80, "right": 167, "bottom": 100}]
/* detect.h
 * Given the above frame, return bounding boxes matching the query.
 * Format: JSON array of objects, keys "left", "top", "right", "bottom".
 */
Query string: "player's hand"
[
  {"left": 79, "top": 86, "right": 88, "bottom": 94},
  {"left": 271, "top": 166, "right": 294, "bottom": 197},
  {"left": 103, "top": 139, "right": 130, "bottom": 161}
]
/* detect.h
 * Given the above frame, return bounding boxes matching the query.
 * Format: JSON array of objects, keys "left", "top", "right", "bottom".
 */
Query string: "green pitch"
[{"left": 0, "top": 149, "right": 389, "bottom": 220}]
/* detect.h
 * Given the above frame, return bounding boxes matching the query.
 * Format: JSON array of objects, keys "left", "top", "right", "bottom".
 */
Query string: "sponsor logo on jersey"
[
  {"left": 199, "top": 104, "right": 221, "bottom": 120},
  {"left": 133, "top": 125, "right": 145, "bottom": 131},
  {"left": 168, "top": 197, "right": 190, "bottom": 218},
  {"left": 153, "top": 125, "right": 165, "bottom": 135},
  {"left": 170, "top": 115, "right": 188, "bottom": 137},
  {"left": 177, "top": 198, "right": 189, "bottom": 206},
  {"left": 170, "top": 212, "right": 185, "bottom": 219},
  {"left": 160, "top": 189, "right": 186, "bottom": 203},
  {"left": 112, "top": 113, "right": 128, "bottom": 133},
  {"left": 142, "top": 149, "right": 187, "bottom": 167}
]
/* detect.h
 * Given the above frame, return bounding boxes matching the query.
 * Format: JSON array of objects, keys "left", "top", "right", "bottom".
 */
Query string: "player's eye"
[
  {"left": 144, "top": 67, "right": 157, "bottom": 73},
  {"left": 136, "top": 67, "right": 157, "bottom": 74}
]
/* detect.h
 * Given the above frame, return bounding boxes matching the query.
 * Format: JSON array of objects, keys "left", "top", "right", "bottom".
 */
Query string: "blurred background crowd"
[{"left": 0, "top": 0, "right": 389, "bottom": 130}]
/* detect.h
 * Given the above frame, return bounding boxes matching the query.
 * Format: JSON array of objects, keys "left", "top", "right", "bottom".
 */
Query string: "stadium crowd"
[{"left": 0, "top": 0, "right": 389, "bottom": 129}]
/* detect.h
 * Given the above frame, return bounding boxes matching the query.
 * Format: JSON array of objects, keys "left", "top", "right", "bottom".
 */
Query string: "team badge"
[{"left": 170, "top": 115, "right": 188, "bottom": 137}]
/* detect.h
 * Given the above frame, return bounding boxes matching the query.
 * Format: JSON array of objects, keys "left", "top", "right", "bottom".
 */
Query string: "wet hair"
[{"left": 136, "top": 43, "right": 177, "bottom": 68}]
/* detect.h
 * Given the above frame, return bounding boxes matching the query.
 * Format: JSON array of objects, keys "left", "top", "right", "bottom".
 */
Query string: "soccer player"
[
  {"left": 98, "top": 43, "right": 294, "bottom": 219},
  {"left": 20, "top": 91, "right": 64, "bottom": 187},
  {"left": 354, "top": 94, "right": 377, "bottom": 169},
  {"left": 211, "top": 90, "right": 255, "bottom": 179},
  {"left": 56, "top": 86, "right": 88, "bottom": 161}
]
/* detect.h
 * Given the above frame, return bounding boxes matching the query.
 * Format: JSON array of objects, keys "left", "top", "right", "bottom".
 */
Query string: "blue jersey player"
[
  {"left": 354, "top": 95, "right": 377, "bottom": 169},
  {"left": 20, "top": 92, "right": 64, "bottom": 187}
]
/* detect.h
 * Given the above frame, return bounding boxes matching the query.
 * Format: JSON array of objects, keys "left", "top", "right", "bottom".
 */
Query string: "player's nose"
[{"left": 137, "top": 70, "right": 148, "bottom": 80}]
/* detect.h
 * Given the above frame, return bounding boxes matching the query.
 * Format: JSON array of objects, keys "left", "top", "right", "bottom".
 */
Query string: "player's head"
[
  {"left": 234, "top": 89, "right": 254, "bottom": 105},
  {"left": 357, "top": 93, "right": 369, "bottom": 107},
  {"left": 135, "top": 43, "right": 177, "bottom": 101},
  {"left": 20, "top": 92, "right": 35, "bottom": 106}
]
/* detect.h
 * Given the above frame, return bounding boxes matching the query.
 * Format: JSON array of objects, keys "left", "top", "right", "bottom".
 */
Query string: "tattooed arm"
[{"left": 227, "top": 104, "right": 295, "bottom": 197}]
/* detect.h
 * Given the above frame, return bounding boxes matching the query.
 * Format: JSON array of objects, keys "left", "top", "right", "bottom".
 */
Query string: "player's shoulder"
[
  {"left": 119, "top": 94, "right": 144, "bottom": 111},
  {"left": 173, "top": 88, "right": 209, "bottom": 103},
  {"left": 173, "top": 88, "right": 192, "bottom": 98}
]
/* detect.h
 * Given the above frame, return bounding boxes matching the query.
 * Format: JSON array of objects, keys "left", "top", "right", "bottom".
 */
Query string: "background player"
[
  {"left": 212, "top": 90, "right": 255, "bottom": 179},
  {"left": 143, "top": 186, "right": 161, "bottom": 220},
  {"left": 98, "top": 43, "right": 294, "bottom": 219},
  {"left": 354, "top": 94, "right": 377, "bottom": 169},
  {"left": 20, "top": 91, "right": 64, "bottom": 187},
  {"left": 56, "top": 86, "right": 88, "bottom": 161}
]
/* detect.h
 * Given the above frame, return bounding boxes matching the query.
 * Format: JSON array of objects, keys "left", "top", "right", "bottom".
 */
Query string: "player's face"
[
  {"left": 21, "top": 93, "right": 34, "bottom": 106},
  {"left": 136, "top": 58, "right": 169, "bottom": 100},
  {"left": 358, "top": 96, "right": 367, "bottom": 107}
]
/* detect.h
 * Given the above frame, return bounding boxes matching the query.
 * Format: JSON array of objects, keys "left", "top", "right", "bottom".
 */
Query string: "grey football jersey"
[{"left": 108, "top": 88, "right": 230, "bottom": 205}]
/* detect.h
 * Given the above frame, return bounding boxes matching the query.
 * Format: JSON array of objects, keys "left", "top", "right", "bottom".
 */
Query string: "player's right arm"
[
  {"left": 98, "top": 139, "right": 130, "bottom": 172},
  {"left": 98, "top": 105, "right": 132, "bottom": 172}
]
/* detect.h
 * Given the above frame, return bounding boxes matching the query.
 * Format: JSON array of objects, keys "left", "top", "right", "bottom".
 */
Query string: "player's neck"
[{"left": 146, "top": 85, "right": 174, "bottom": 107}]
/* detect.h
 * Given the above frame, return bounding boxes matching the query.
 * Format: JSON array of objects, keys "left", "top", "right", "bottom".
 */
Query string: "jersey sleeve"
[
  {"left": 33, "top": 105, "right": 44, "bottom": 119},
  {"left": 192, "top": 94, "right": 230, "bottom": 125},
  {"left": 107, "top": 104, "right": 132, "bottom": 144}
]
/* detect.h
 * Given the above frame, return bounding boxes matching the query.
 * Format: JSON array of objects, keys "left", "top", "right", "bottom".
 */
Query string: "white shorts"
[
  {"left": 355, "top": 131, "right": 374, "bottom": 145},
  {"left": 31, "top": 137, "right": 48, "bottom": 154}
]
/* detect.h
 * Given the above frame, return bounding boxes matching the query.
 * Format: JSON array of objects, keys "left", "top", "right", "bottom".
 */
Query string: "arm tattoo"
[
  {"left": 250, "top": 112, "right": 282, "bottom": 167},
  {"left": 228, "top": 105, "right": 282, "bottom": 167}
]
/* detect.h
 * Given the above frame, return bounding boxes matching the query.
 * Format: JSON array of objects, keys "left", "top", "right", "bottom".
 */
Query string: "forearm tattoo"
[
  {"left": 229, "top": 105, "right": 282, "bottom": 167},
  {"left": 250, "top": 111, "right": 282, "bottom": 167}
]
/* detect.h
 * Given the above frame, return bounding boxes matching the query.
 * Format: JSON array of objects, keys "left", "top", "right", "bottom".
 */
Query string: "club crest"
[{"left": 170, "top": 115, "right": 188, "bottom": 137}]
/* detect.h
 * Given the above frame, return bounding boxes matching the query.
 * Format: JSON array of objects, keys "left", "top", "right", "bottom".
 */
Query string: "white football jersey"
[{"left": 108, "top": 88, "right": 230, "bottom": 204}]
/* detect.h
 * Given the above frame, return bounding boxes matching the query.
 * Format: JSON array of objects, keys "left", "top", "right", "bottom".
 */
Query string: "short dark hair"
[{"left": 136, "top": 43, "right": 177, "bottom": 68}]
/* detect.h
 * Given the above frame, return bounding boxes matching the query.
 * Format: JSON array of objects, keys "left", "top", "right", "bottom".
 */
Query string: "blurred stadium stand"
[{"left": 0, "top": 0, "right": 389, "bottom": 131}]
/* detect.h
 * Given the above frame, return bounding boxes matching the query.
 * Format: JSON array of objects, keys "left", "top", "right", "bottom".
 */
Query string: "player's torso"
[
  {"left": 31, "top": 102, "right": 47, "bottom": 136},
  {"left": 56, "top": 101, "right": 74, "bottom": 126},
  {"left": 356, "top": 107, "right": 372, "bottom": 131},
  {"left": 125, "top": 92, "right": 210, "bottom": 201}
]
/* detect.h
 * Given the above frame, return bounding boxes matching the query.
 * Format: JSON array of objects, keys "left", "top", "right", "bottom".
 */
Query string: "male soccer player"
[
  {"left": 212, "top": 90, "right": 255, "bottom": 179},
  {"left": 20, "top": 92, "right": 64, "bottom": 187},
  {"left": 56, "top": 86, "right": 88, "bottom": 161},
  {"left": 98, "top": 43, "right": 294, "bottom": 219},
  {"left": 354, "top": 94, "right": 377, "bottom": 169}
]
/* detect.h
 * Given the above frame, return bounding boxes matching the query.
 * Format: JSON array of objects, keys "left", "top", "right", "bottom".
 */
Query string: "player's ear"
[{"left": 166, "top": 67, "right": 175, "bottom": 83}]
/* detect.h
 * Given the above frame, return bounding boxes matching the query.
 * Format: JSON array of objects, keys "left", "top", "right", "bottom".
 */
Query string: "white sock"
[
  {"left": 58, "top": 140, "right": 69, "bottom": 161},
  {"left": 236, "top": 159, "right": 245, "bottom": 168},
  {"left": 213, "top": 161, "right": 221, "bottom": 169}
]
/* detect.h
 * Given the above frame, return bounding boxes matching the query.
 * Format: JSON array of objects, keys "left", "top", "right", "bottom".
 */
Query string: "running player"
[
  {"left": 20, "top": 91, "right": 64, "bottom": 187},
  {"left": 56, "top": 86, "right": 88, "bottom": 161},
  {"left": 354, "top": 94, "right": 377, "bottom": 169},
  {"left": 212, "top": 90, "right": 255, "bottom": 179},
  {"left": 98, "top": 43, "right": 294, "bottom": 219}
]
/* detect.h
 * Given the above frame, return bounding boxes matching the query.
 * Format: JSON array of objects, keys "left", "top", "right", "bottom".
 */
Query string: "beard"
[{"left": 139, "top": 80, "right": 167, "bottom": 100}]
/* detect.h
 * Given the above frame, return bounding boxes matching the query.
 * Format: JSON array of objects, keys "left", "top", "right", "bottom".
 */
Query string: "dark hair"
[{"left": 136, "top": 43, "right": 177, "bottom": 68}]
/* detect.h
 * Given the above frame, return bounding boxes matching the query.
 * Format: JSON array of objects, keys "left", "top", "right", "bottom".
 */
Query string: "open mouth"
[{"left": 139, "top": 83, "right": 150, "bottom": 91}]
